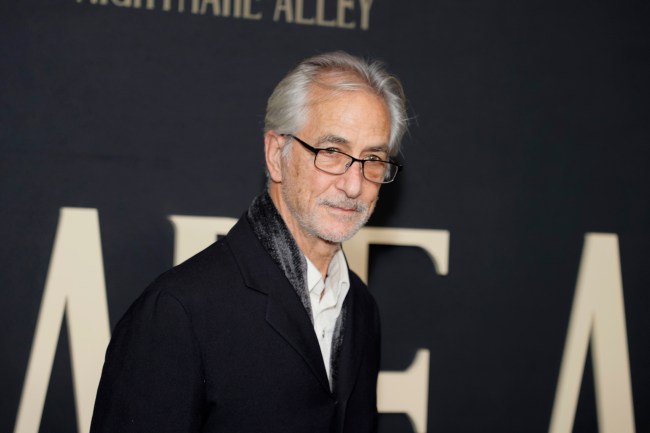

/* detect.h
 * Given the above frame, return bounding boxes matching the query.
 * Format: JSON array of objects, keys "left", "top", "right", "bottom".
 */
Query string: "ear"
[{"left": 264, "top": 131, "right": 285, "bottom": 183}]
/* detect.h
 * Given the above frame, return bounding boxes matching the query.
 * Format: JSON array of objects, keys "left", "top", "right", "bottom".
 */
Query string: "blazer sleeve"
[{"left": 90, "top": 288, "right": 205, "bottom": 433}]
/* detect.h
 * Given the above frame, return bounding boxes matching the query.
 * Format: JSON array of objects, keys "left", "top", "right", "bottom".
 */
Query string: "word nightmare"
[{"left": 77, "top": 0, "right": 376, "bottom": 30}]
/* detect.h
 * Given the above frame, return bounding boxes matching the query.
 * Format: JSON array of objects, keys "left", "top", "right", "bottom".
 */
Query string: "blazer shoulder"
[
  {"left": 137, "top": 214, "right": 265, "bottom": 306},
  {"left": 151, "top": 238, "right": 234, "bottom": 290}
]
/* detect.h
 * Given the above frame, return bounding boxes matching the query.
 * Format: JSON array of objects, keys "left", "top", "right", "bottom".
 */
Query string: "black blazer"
[{"left": 90, "top": 215, "right": 381, "bottom": 433}]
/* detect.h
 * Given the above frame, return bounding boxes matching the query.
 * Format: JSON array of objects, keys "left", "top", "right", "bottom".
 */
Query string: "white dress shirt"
[{"left": 305, "top": 249, "right": 350, "bottom": 384}]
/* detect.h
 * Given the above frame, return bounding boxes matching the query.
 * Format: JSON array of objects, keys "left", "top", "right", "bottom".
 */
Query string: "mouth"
[
  {"left": 320, "top": 199, "right": 367, "bottom": 215},
  {"left": 329, "top": 204, "right": 357, "bottom": 212}
]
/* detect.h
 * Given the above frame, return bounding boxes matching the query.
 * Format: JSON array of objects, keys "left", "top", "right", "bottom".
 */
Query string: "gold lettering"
[
  {"left": 222, "top": 0, "right": 233, "bottom": 17},
  {"left": 548, "top": 234, "right": 636, "bottom": 433},
  {"left": 223, "top": 0, "right": 242, "bottom": 18},
  {"left": 273, "top": 0, "right": 293, "bottom": 22},
  {"left": 12, "top": 208, "right": 111, "bottom": 433},
  {"left": 344, "top": 226, "right": 450, "bottom": 283},
  {"left": 243, "top": 0, "right": 262, "bottom": 19},
  {"left": 169, "top": 215, "right": 238, "bottom": 265},
  {"left": 143, "top": 0, "right": 171, "bottom": 10},
  {"left": 378, "top": 350, "right": 430, "bottom": 433},
  {"left": 112, "top": 0, "right": 132, "bottom": 7},
  {"left": 191, "top": 0, "right": 200, "bottom": 14},
  {"left": 295, "top": 0, "right": 315, "bottom": 25},
  {"left": 336, "top": 0, "right": 354, "bottom": 29},
  {"left": 200, "top": 0, "right": 221, "bottom": 15},
  {"left": 316, "top": 0, "right": 335, "bottom": 26},
  {"left": 77, "top": 0, "right": 109, "bottom": 4},
  {"left": 358, "top": 0, "right": 373, "bottom": 30}
]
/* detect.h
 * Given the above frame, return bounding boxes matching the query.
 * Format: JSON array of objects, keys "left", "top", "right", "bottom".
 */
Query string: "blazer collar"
[
  {"left": 226, "top": 216, "right": 331, "bottom": 394},
  {"left": 332, "top": 275, "right": 369, "bottom": 416},
  {"left": 226, "top": 214, "right": 368, "bottom": 404}
]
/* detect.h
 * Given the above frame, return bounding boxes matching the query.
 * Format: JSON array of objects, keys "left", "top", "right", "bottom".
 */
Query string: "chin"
[{"left": 316, "top": 221, "right": 365, "bottom": 243}]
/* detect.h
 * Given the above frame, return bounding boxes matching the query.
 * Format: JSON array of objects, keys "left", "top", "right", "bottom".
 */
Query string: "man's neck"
[{"left": 300, "top": 240, "right": 339, "bottom": 280}]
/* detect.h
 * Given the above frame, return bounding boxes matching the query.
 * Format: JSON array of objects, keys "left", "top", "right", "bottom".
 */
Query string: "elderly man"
[{"left": 90, "top": 51, "right": 407, "bottom": 433}]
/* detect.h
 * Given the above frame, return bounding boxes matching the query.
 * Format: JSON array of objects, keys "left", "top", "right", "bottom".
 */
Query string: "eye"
[
  {"left": 321, "top": 148, "right": 342, "bottom": 156},
  {"left": 363, "top": 154, "right": 383, "bottom": 161},
  {"left": 318, "top": 148, "right": 344, "bottom": 161}
]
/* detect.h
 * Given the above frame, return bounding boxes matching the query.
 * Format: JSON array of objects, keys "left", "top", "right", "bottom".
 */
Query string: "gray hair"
[{"left": 264, "top": 51, "right": 407, "bottom": 157}]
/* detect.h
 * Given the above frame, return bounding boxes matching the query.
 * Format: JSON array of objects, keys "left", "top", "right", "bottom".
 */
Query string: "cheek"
[
  {"left": 287, "top": 162, "right": 325, "bottom": 207},
  {"left": 364, "top": 185, "right": 381, "bottom": 204},
  {"left": 311, "top": 173, "right": 339, "bottom": 198}
]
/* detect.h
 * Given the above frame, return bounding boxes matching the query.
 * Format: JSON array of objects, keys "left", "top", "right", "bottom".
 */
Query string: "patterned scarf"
[
  {"left": 247, "top": 191, "right": 312, "bottom": 319},
  {"left": 247, "top": 191, "right": 346, "bottom": 391}
]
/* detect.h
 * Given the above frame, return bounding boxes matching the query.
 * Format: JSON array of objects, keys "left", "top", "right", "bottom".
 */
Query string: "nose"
[{"left": 335, "top": 160, "right": 364, "bottom": 198}]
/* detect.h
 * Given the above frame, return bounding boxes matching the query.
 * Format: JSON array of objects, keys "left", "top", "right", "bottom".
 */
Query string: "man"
[{"left": 90, "top": 51, "right": 407, "bottom": 433}]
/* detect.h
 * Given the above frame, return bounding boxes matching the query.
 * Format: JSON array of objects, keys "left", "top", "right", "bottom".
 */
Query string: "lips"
[
  {"left": 319, "top": 198, "right": 367, "bottom": 214},
  {"left": 330, "top": 203, "right": 356, "bottom": 212}
]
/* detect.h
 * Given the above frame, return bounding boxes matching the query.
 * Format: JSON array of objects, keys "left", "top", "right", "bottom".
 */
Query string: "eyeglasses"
[{"left": 281, "top": 134, "right": 403, "bottom": 184}]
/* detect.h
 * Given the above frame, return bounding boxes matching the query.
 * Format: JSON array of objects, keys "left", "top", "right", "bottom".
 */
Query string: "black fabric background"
[{"left": 1, "top": 0, "right": 648, "bottom": 432}]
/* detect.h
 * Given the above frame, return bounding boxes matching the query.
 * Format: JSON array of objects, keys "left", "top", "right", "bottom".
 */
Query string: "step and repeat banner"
[{"left": 2, "top": 0, "right": 648, "bottom": 432}]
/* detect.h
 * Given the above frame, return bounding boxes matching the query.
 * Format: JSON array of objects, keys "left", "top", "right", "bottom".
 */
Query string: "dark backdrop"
[{"left": 2, "top": 0, "right": 648, "bottom": 432}]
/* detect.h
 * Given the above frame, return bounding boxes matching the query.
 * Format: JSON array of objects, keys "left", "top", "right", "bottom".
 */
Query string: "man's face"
[{"left": 278, "top": 85, "right": 391, "bottom": 244}]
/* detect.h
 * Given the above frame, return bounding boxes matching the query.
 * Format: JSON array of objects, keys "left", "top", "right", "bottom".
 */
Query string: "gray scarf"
[{"left": 247, "top": 191, "right": 346, "bottom": 391}]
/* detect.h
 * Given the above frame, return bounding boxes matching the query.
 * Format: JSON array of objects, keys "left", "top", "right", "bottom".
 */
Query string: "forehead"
[{"left": 302, "top": 83, "right": 391, "bottom": 147}]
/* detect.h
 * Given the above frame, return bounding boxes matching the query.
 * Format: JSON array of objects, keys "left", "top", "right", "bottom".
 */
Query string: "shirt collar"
[{"left": 305, "top": 249, "right": 350, "bottom": 298}]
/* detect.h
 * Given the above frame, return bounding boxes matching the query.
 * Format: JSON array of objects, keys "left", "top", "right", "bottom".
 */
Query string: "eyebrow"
[
  {"left": 316, "top": 134, "right": 349, "bottom": 146},
  {"left": 316, "top": 134, "right": 389, "bottom": 154}
]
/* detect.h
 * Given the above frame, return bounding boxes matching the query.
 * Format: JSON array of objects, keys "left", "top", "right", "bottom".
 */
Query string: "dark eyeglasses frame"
[{"left": 280, "top": 134, "right": 403, "bottom": 184}]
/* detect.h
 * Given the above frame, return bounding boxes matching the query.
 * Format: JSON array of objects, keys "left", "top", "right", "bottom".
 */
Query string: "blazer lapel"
[
  {"left": 264, "top": 280, "right": 331, "bottom": 393},
  {"left": 333, "top": 282, "right": 367, "bottom": 410},
  {"left": 226, "top": 216, "right": 331, "bottom": 394}
]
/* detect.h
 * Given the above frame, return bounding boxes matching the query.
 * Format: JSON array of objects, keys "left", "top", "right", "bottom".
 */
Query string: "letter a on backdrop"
[
  {"left": 14, "top": 208, "right": 111, "bottom": 433},
  {"left": 549, "top": 233, "right": 636, "bottom": 433}
]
